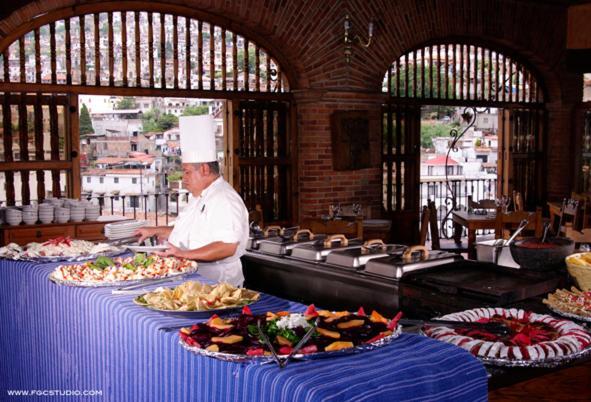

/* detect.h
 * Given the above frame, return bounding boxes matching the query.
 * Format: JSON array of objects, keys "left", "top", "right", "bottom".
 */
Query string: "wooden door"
[
  {"left": 497, "top": 107, "right": 546, "bottom": 210},
  {"left": 382, "top": 103, "right": 421, "bottom": 243},
  {"left": 231, "top": 99, "right": 292, "bottom": 225}
]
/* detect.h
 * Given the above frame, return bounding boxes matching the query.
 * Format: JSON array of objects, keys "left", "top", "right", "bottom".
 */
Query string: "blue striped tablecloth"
[{"left": 0, "top": 259, "right": 488, "bottom": 401}]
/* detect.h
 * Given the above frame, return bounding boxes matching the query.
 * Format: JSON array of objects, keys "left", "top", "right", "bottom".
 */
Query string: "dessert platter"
[
  {"left": 0, "top": 236, "right": 123, "bottom": 262},
  {"left": 423, "top": 307, "right": 591, "bottom": 367},
  {"left": 48, "top": 253, "right": 198, "bottom": 287},
  {"left": 544, "top": 288, "right": 591, "bottom": 322},
  {"left": 178, "top": 305, "right": 403, "bottom": 363},
  {"left": 134, "top": 281, "right": 260, "bottom": 317}
]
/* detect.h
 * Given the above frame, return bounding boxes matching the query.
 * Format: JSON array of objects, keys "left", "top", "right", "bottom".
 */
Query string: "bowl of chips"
[
  {"left": 134, "top": 281, "right": 261, "bottom": 317},
  {"left": 565, "top": 253, "right": 591, "bottom": 291}
]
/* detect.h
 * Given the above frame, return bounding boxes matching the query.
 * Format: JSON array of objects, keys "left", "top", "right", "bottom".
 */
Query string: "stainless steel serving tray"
[
  {"left": 364, "top": 246, "right": 460, "bottom": 279},
  {"left": 48, "top": 264, "right": 198, "bottom": 287},
  {"left": 288, "top": 234, "right": 363, "bottom": 262},
  {"left": 1, "top": 247, "right": 126, "bottom": 263},
  {"left": 179, "top": 324, "right": 402, "bottom": 363},
  {"left": 325, "top": 240, "right": 407, "bottom": 269},
  {"left": 258, "top": 229, "right": 324, "bottom": 256}
]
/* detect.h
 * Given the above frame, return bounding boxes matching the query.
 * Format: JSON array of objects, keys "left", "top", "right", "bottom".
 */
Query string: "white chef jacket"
[{"left": 168, "top": 177, "right": 249, "bottom": 286}]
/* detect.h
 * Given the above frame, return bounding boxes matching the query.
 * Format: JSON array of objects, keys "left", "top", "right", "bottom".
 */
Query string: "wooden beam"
[
  {"left": 94, "top": 13, "right": 100, "bottom": 85},
  {"left": 0, "top": 161, "right": 72, "bottom": 172},
  {"left": 69, "top": 95, "right": 81, "bottom": 198},
  {"left": 121, "top": 12, "right": 128, "bottom": 87},
  {"left": 79, "top": 16, "right": 86, "bottom": 86},
  {"left": 34, "top": 96, "right": 45, "bottom": 200}
]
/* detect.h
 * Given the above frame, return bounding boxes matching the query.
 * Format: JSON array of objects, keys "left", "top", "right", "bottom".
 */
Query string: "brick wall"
[{"left": 0, "top": 0, "right": 583, "bottom": 221}]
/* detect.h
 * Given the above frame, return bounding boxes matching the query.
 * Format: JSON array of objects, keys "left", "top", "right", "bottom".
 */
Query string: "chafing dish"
[
  {"left": 258, "top": 229, "right": 325, "bottom": 256},
  {"left": 325, "top": 239, "right": 407, "bottom": 270},
  {"left": 364, "top": 245, "right": 460, "bottom": 279},
  {"left": 289, "top": 234, "right": 362, "bottom": 262},
  {"left": 247, "top": 225, "right": 294, "bottom": 251}
]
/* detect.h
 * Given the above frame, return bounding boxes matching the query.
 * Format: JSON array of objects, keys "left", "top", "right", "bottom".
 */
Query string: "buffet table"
[{"left": 0, "top": 259, "right": 488, "bottom": 401}]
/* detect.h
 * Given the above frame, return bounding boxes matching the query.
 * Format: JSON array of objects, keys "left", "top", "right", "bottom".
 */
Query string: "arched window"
[
  {"left": 382, "top": 43, "right": 543, "bottom": 104},
  {"left": 0, "top": 9, "right": 289, "bottom": 93}
]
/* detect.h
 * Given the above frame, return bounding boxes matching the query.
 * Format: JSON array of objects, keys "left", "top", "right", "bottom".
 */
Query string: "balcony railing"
[{"left": 420, "top": 177, "right": 498, "bottom": 239}]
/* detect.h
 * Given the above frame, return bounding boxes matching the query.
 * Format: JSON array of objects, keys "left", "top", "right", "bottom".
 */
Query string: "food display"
[
  {"left": 49, "top": 254, "right": 197, "bottom": 286},
  {"left": 0, "top": 237, "right": 122, "bottom": 261},
  {"left": 544, "top": 288, "right": 591, "bottom": 321},
  {"left": 179, "top": 305, "right": 402, "bottom": 362},
  {"left": 423, "top": 307, "right": 591, "bottom": 367},
  {"left": 135, "top": 281, "right": 260, "bottom": 312}
]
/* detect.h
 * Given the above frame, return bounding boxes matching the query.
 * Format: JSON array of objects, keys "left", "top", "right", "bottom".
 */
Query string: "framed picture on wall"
[{"left": 330, "top": 110, "right": 371, "bottom": 171}]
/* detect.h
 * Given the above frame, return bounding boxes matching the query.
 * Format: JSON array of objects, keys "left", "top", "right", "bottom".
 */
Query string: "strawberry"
[
  {"left": 365, "top": 333, "right": 387, "bottom": 344},
  {"left": 304, "top": 304, "right": 318, "bottom": 318},
  {"left": 300, "top": 345, "right": 318, "bottom": 354},
  {"left": 387, "top": 311, "right": 403, "bottom": 331},
  {"left": 246, "top": 348, "right": 265, "bottom": 356},
  {"left": 242, "top": 305, "right": 253, "bottom": 315},
  {"left": 357, "top": 307, "right": 366, "bottom": 316},
  {"left": 279, "top": 346, "right": 293, "bottom": 355}
]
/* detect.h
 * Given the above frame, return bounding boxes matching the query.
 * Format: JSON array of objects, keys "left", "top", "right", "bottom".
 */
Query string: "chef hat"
[{"left": 179, "top": 115, "right": 217, "bottom": 163}]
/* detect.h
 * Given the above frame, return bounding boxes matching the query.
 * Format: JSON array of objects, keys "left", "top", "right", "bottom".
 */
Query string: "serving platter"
[
  {"left": 133, "top": 297, "right": 246, "bottom": 318},
  {"left": 48, "top": 263, "right": 198, "bottom": 287},
  {"left": 125, "top": 245, "right": 169, "bottom": 253},
  {"left": 179, "top": 324, "right": 402, "bottom": 363},
  {"left": 546, "top": 305, "right": 591, "bottom": 324},
  {"left": 422, "top": 307, "right": 591, "bottom": 368}
]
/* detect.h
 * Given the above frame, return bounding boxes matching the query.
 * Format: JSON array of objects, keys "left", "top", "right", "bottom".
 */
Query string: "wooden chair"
[
  {"left": 552, "top": 198, "right": 583, "bottom": 235},
  {"left": 301, "top": 217, "right": 363, "bottom": 239},
  {"left": 427, "top": 200, "right": 469, "bottom": 254},
  {"left": 248, "top": 203, "right": 264, "bottom": 228},
  {"left": 570, "top": 192, "right": 590, "bottom": 229},
  {"left": 419, "top": 205, "right": 430, "bottom": 246},
  {"left": 495, "top": 207, "right": 543, "bottom": 240},
  {"left": 513, "top": 191, "right": 524, "bottom": 212}
]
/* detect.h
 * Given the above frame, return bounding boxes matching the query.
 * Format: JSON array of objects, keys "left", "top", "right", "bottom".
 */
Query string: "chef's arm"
[
  {"left": 134, "top": 226, "right": 174, "bottom": 243},
  {"left": 168, "top": 241, "right": 238, "bottom": 261}
]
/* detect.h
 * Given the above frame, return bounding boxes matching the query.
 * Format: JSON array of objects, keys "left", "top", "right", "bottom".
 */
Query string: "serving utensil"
[
  {"left": 399, "top": 318, "right": 510, "bottom": 336},
  {"left": 279, "top": 318, "right": 318, "bottom": 369},
  {"left": 256, "top": 320, "right": 283, "bottom": 367}
]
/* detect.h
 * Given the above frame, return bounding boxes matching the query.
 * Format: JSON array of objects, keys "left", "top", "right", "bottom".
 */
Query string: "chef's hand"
[
  {"left": 155, "top": 242, "right": 184, "bottom": 258},
  {"left": 134, "top": 227, "right": 160, "bottom": 244}
]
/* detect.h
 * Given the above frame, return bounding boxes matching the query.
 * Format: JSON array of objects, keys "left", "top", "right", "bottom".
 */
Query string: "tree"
[
  {"left": 182, "top": 105, "right": 209, "bottom": 116},
  {"left": 79, "top": 103, "right": 94, "bottom": 135},
  {"left": 167, "top": 171, "right": 183, "bottom": 181},
  {"left": 141, "top": 108, "right": 179, "bottom": 132},
  {"left": 115, "top": 97, "right": 137, "bottom": 110},
  {"left": 421, "top": 122, "right": 458, "bottom": 149}
]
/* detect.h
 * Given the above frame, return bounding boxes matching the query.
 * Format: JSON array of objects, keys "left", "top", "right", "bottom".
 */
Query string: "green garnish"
[
  {"left": 94, "top": 256, "right": 114, "bottom": 269},
  {"left": 123, "top": 263, "right": 136, "bottom": 271}
]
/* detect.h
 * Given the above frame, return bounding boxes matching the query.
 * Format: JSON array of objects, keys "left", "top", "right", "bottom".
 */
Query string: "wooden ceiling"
[{"left": 1, "top": 0, "right": 589, "bottom": 22}]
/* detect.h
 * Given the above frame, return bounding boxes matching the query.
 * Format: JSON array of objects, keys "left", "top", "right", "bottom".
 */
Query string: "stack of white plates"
[
  {"left": 22, "top": 205, "right": 38, "bottom": 225},
  {"left": 85, "top": 204, "right": 100, "bottom": 221},
  {"left": 38, "top": 203, "right": 54, "bottom": 224},
  {"left": 55, "top": 207, "right": 70, "bottom": 224},
  {"left": 70, "top": 205, "right": 86, "bottom": 222},
  {"left": 105, "top": 220, "right": 147, "bottom": 240},
  {"left": 5, "top": 208, "right": 22, "bottom": 226}
]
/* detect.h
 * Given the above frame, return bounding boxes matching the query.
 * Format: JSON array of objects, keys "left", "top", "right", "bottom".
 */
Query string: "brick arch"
[
  {"left": 380, "top": 37, "right": 550, "bottom": 104},
  {"left": 0, "top": 1, "right": 294, "bottom": 93},
  {"left": 0, "top": 0, "right": 571, "bottom": 97}
]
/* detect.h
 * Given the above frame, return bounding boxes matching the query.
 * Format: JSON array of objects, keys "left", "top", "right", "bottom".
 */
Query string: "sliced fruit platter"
[
  {"left": 178, "top": 305, "right": 403, "bottom": 363},
  {"left": 48, "top": 253, "right": 197, "bottom": 287},
  {"left": 134, "top": 281, "right": 260, "bottom": 317},
  {"left": 543, "top": 287, "right": 591, "bottom": 322},
  {"left": 423, "top": 307, "right": 591, "bottom": 367},
  {"left": 0, "top": 236, "right": 123, "bottom": 262}
]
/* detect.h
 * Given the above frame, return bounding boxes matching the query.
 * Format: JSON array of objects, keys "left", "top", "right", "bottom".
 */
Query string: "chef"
[{"left": 135, "top": 115, "right": 249, "bottom": 286}]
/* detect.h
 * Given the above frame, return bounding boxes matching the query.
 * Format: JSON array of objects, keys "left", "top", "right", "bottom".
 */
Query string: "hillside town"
[{"left": 79, "top": 95, "right": 224, "bottom": 216}]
